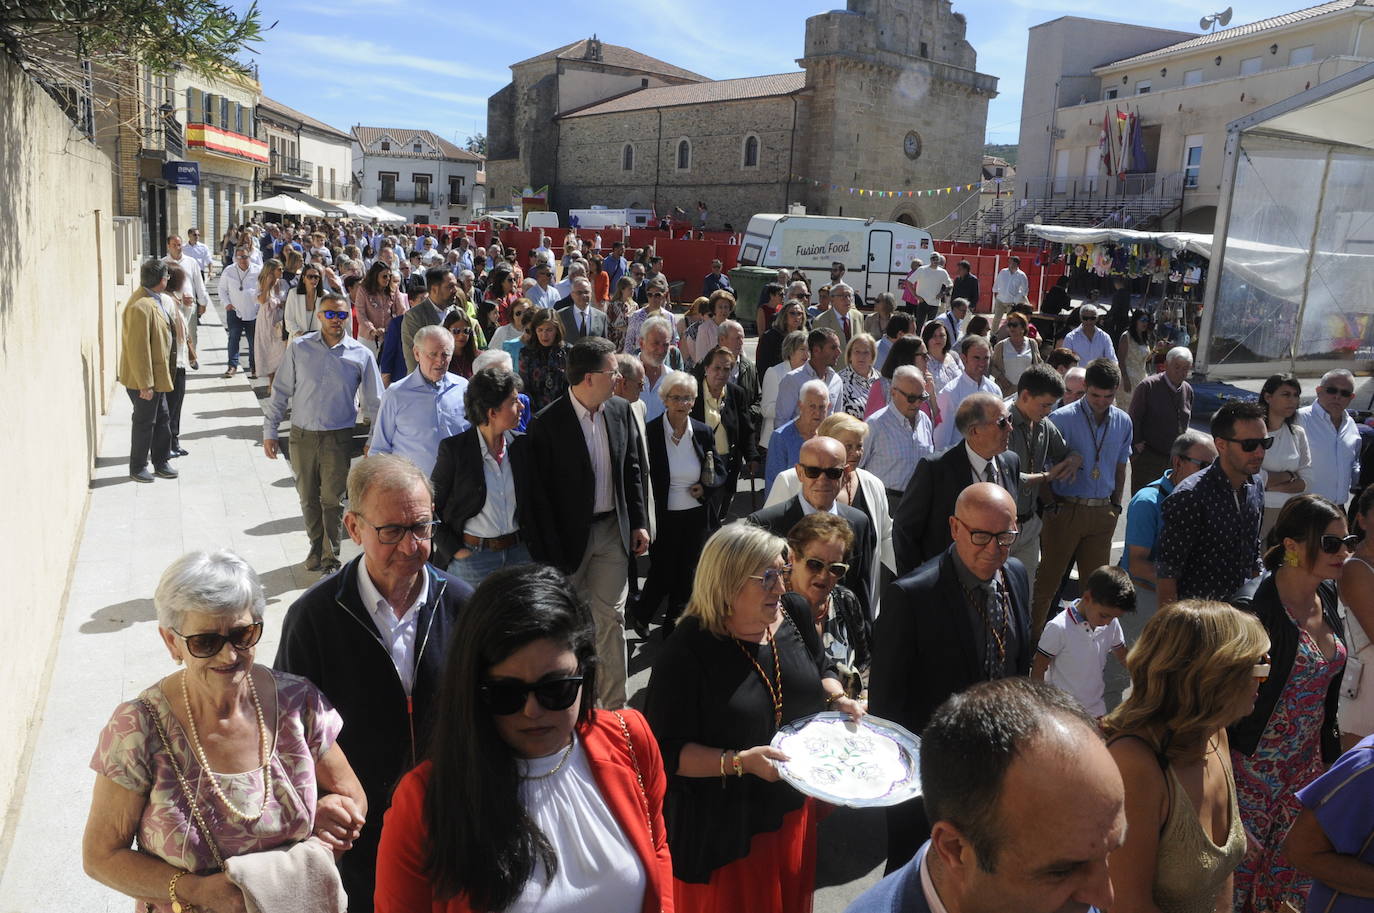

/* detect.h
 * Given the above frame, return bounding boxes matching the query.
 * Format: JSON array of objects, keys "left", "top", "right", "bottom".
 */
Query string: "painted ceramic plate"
[{"left": 770, "top": 712, "right": 921, "bottom": 808}]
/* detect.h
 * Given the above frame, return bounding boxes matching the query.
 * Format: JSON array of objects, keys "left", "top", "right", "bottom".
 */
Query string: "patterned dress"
[
  {"left": 519, "top": 342, "right": 571, "bottom": 414},
  {"left": 90, "top": 670, "right": 342, "bottom": 911},
  {"left": 1232, "top": 623, "right": 1346, "bottom": 912},
  {"left": 837, "top": 366, "right": 878, "bottom": 419}
]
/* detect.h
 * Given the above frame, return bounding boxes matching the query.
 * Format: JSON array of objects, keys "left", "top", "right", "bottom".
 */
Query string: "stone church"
[{"left": 485, "top": 0, "right": 997, "bottom": 229}]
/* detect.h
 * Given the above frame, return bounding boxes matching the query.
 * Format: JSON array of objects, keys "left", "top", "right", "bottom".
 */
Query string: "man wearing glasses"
[
  {"left": 1156, "top": 400, "right": 1269, "bottom": 607},
  {"left": 526, "top": 261, "right": 560, "bottom": 310},
  {"left": 871, "top": 482, "right": 1032, "bottom": 872},
  {"left": 1127, "top": 346, "right": 1195, "bottom": 495},
  {"left": 747, "top": 436, "right": 875, "bottom": 622},
  {"left": 1300, "top": 369, "right": 1363, "bottom": 508},
  {"left": 861, "top": 365, "right": 935, "bottom": 516},
  {"left": 263, "top": 293, "right": 384, "bottom": 574},
  {"left": 276, "top": 453, "right": 473, "bottom": 912},
  {"left": 1062, "top": 304, "right": 1117, "bottom": 367}
]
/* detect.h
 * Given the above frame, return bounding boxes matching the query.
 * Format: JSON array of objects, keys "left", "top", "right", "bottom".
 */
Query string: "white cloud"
[{"left": 268, "top": 30, "right": 498, "bottom": 85}]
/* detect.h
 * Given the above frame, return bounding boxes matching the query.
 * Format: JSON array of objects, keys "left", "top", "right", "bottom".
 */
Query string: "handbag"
[{"left": 612, "top": 711, "right": 654, "bottom": 844}]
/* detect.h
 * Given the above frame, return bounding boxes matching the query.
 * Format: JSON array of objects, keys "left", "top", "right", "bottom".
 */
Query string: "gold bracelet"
[
  {"left": 826, "top": 692, "right": 844, "bottom": 706},
  {"left": 732, "top": 751, "right": 744, "bottom": 777},
  {"left": 719, "top": 749, "right": 728, "bottom": 781},
  {"left": 169, "top": 870, "right": 192, "bottom": 913}
]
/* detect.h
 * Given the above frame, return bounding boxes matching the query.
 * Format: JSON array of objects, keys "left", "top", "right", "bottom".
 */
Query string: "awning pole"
[{"left": 1289, "top": 147, "right": 1334, "bottom": 374}]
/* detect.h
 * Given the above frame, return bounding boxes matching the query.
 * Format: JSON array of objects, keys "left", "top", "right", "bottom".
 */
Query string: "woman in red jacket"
[{"left": 375, "top": 565, "right": 674, "bottom": 913}]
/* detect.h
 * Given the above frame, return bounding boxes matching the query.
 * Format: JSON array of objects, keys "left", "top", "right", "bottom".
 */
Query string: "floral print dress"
[
  {"left": 90, "top": 670, "right": 341, "bottom": 911},
  {"left": 1231, "top": 622, "right": 1345, "bottom": 912}
]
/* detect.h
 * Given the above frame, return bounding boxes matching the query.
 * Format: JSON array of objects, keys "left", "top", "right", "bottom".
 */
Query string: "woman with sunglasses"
[
  {"left": 1228, "top": 494, "right": 1351, "bottom": 912},
  {"left": 606, "top": 275, "right": 639, "bottom": 353},
  {"left": 921, "top": 319, "right": 962, "bottom": 398},
  {"left": 287, "top": 263, "right": 328, "bottom": 339},
  {"left": 1258, "top": 373, "right": 1312, "bottom": 540},
  {"left": 990, "top": 311, "right": 1042, "bottom": 395},
  {"left": 483, "top": 266, "right": 518, "bottom": 328},
  {"left": 755, "top": 297, "right": 807, "bottom": 377},
  {"left": 441, "top": 310, "right": 479, "bottom": 379},
  {"left": 784, "top": 512, "right": 871, "bottom": 697},
  {"left": 1103, "top": 600, "right": 1267, "bottom": 913},
  {"left": 252, "top": 258, "right": 289, "bottom": 391},
  {"left": 86, "top": 550, "right": 366, "bottom": 913},
  {"left": 1338, "top": 485, "right": 1374, "bottom": 747},
  {"left": 644, "top": 522, "right": 862, "bottom": 913},
  {"left": 518, "top": 308, "right": 570, "bottom": 414},
  {"left": 353, "top": 261, "right": 407, "bottom": 356},
  {"left": 375, "top": 565, "right": 673, "bottom": 913},
  {"left": 1115, "top": 309, "right": 1155, "bottom": 408},
  {"left": 865, "top": 335, "right": 936, "bottom": 424}
]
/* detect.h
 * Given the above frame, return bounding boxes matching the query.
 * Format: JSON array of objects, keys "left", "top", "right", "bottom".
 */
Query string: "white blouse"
[
  {"left": 513, "top": 737, "right": 646, "bottom": 913},
  {"left": 664, "top": 421, "right": 702, "bottom": 512},
  {"left": 1260, "top": 420, "right": 1313, "bottom": 509}
]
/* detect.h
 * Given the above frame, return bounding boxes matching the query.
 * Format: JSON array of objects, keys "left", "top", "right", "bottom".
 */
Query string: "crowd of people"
[{"left": 98, "top": 217, "right": 1374, "bottom": 913}]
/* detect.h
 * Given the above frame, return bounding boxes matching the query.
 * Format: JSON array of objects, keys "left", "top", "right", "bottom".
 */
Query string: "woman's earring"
[{"left": 1284, "top": 549, "right": 1301, "bottom": 568}]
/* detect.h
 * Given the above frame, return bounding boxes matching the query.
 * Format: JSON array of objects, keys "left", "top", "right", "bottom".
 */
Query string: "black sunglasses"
[
  {"left": 480, "top": 675, "right": 584, "bottom": 715},
  {"left": 981, "top": 415, "right": 1012, "bottom": 430},
  {"left": 893, "top": 389, "right": 930, "bottom": 404},
  {"left": 1324, "top": 386, "right": 1355, "bottom": 398},
  {"left": 172, "top": 622, "right": 263, "bottom": 659},
  {"left": 802, "top": 556, "right": 850, "bottom": 578},
  {"left": 799, "top": 464, "right": 844, "bottom": 480},
  {"left": 1321, "top": 534, "right": 1360, "bottom": 554},
  {"left": 1219, "top": 435, "right": 1275, "bottom": 453}
]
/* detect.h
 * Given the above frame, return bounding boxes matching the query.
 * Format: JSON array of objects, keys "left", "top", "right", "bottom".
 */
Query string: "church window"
[
  {"left": 676, "top": 138, "right": 691, "bottom": 171},
  {"left": 622, "top": 143, "right": 635, "bottom": 171},
  {"left": 742, "top": 134, "right": 760, "bottom": 168}
]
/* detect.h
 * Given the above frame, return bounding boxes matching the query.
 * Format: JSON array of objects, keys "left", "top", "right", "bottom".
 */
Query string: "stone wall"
[
  {"left": 0, "top": 50, "right": 137, "bottom": 841},
  {"left": 557, "top": 96, "right": 801, "bottom": 228}
]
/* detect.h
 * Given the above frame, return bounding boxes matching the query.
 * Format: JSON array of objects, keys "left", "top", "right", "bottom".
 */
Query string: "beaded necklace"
[
  {"left": 181, "top": 669, "right": 272, "bottom": 822},
  {"left": 735, "top": 625, "right": 783, "bottom": 729}
]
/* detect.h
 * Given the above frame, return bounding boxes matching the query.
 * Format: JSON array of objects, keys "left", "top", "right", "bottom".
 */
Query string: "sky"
[{"left": 248, "top": 0, "right": 1314, "bottom": 148}]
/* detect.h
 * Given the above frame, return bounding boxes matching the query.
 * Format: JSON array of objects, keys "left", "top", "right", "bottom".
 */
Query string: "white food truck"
[{"left": 738, "top": 214, "right": 935, "bottom": 305}]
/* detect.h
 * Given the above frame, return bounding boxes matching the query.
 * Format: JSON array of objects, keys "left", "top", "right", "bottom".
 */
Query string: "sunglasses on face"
[
  {"left": 321, "top": 309, "right": 349, "bottom": 320},
  {"left": 480, "top": 675, "right": 584, "bottom": 715},
  {"left": 893, "top": 389, "right": 931, "bottom": 404},
  {"left": 1219, "top": 435, "right": 1275, "bottom": 452},
  {"left": 799, "top": 464, "right": 844, "bottom": 480},
  {"left": 1082, "top": 314, "right": 1098, "bottom": 321},
  {"left": 981, "top": 415, "right": 1012, "bottom": 430},
  {"left": 1323, "top": 386, "right": 1355, "bottom": 398},
  {"left": 748, "top": 565, "right": 792, "bottom": 590},
  {"left": 173, "top": 622, "right": 263, "bottom": 659},
  {"left": 1321, "top": 534, "right": 1360, "bottom": 554},
  {"left": 1179, "top": 454, "right": 1211, "bottom": 468},
  {"left": 802, "top": 556, "right": 850, "bottom": 578}
]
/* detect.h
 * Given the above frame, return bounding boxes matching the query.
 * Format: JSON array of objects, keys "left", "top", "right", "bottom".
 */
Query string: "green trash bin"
[{"left": 728, "top": 266, "right": 779, "bottom": 332}]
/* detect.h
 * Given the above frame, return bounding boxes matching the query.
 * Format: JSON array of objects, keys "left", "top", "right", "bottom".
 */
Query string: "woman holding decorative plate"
[{"left": 644, "top": 521, "right": 863, "bottom": 913}]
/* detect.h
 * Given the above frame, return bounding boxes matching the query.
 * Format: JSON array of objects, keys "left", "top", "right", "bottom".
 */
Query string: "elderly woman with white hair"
[{"left": 84, "top": 550, "right": 367, "bottom": 913}]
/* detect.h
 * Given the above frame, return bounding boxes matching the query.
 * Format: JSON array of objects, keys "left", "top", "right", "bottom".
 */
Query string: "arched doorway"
[
  {"left": 890, "top": 203, "right": 922, "bottom": 226},
  {"left": 895, "top": 213, "right": 915, "bottom": 226}
]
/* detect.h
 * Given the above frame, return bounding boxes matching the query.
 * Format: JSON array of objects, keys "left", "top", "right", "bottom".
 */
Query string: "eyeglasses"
[
  {"left": 892, "top": 389, "right": 930, "bottom": 404},
  {"left": 664, "top": 393, "right": 695, "bottom": 404},
  {"left": 748, "top": 565, "right": 792, "bottom": 589},
  {"left": 1082, "top": 314, "right": 1098, "bottom": 321},
  {"left": 480, "top": 675, "right": 584, "bottom": 715},
  {"left": 1253, "top": 654, "right": 1271, "bottom": 682},
  {"left": 321, "top": 309, "right": 349, "bottom": 320},
  {"left": 360, "top": 518, "right": 440, "bottom": 545},
  {"left": 1219, "top": 435, "right": 1275, "bottom": 453},
  {"left": 171, "top": 622, "right": 264, "bottom": 659},
  {"left": 1321, "top": 534, "right": 1360, "bottom": 554},
  {"left": 799, "top": 464, "right": 845, "bottom": 480},
  {"left": 648, "top": 291, "right": 665, "bottom": 298},
  {"left": 980, "top": 415, "right": 1013, "bottom": 430},
  {"left": 802, "top": 557, "right": 850, "bottom": 578},
  {"left": 955, "top": 517, "right": 1019, "bottom": 547},
  {"left": 1179, "top": 454, "right": 1211, "bottom": 468},
  {"left": 1323, "top": 386, "right": 1355, "bottom": 398}
]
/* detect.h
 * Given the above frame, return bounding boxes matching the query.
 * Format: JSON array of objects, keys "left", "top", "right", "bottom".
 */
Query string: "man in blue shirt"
[
  {"left": 1030, "top": 358, "right": 1133, "bottom": 636},
  {"left": 264, "top": 294, "right": 385, "bottom": 574},
  {"left": 368, "top": 325, "right": 470, "bottom": 476},
  {"left": 1120, "top": 429, "right": 1215, "bottom": 589},
  {"left": 845, "top": 679, "right": 1123, "bottom": 913},
  {"left": 701, "top": 258, "right": 732, "bottom": 296},
  {"left": 601, "top": 240, "right": 628, "bottom": 288}
]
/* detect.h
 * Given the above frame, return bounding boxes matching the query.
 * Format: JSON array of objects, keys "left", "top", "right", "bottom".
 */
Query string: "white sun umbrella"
[
  {"left": 366, "top": 205, "right": 408, "bottom": 223},
  {"left": 246, "top": 193, "right": 327, "bottom": 217},
  {"left": 333, "top": 201, "right": 375, "bottom": 219}
]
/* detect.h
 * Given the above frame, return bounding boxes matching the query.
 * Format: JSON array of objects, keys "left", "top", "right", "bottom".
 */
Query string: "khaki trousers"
[
  {"left": 1031, "top": 502, "right": 1117, "bottom": 637},
  {"left": 1010, "top": 513, "right": 1043, "bottom": 594},
  {"left": 571, "top": 514, "right": 631, "bottom": 709},
  {"left": 290, "top": 427, "right": 353, "bottom": 563}
]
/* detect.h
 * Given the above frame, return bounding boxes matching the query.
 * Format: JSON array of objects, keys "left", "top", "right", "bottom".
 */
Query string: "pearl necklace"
[{"left": 181, "top": 668, "right": 272, "bottom": 822}]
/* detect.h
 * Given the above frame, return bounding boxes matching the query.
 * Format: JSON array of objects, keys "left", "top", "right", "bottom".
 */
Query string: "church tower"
[{"left": 796, "top": 0, "right": 997, "bottom": 225}]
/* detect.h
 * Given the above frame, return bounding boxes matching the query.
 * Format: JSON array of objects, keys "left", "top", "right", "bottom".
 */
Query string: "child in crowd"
[{"left": 1032, "top": 565, "right": 1135, "bottom": 717}]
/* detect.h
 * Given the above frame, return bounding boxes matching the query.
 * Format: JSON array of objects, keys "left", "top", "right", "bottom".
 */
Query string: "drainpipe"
[
  {"left": 653, "top": 108, "right": 662, "bottom": 217},
  {"left": 784, "top": 94, "right": 798, "bottom": 212}
]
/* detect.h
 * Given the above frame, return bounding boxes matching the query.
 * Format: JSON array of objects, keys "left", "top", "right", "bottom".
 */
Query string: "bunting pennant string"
[{"left": 788, "top": 173, "right": 1007, "bottom": 198}]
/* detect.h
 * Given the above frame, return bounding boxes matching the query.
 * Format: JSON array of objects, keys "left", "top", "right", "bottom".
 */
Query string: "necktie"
[
  {"left": 578, "top": 311, "right": 585, "bottom": 335},
  {"left": 840, "top": 313, "right": 849, "bottom": 337},
  {"left": 984, "top": 462, "right": 996, "bottom": 484},
  {"left": 985, "top": 582, "right": 1008, "bottom": 674}
]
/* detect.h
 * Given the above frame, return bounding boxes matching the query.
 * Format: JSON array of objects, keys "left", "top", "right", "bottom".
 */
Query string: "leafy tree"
[{"left": 465, "top": 132, "right": 486, "bottom": 156}]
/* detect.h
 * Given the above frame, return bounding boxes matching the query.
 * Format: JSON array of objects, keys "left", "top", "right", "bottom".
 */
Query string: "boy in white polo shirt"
[{"left": 1032, "top": 565, "right": 1134, "bottom": 717}]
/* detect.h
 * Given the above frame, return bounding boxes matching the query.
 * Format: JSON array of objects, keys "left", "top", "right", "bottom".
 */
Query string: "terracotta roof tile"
[
  {"left": 561, "top": 72, "right": 806, "bottom": 118},
  {"left": 513, "top": 38, "right": 708, "bottom": 82},
  {"left": 351, "top": 126, "right": 484, "bottom": 162},
  {"left": 258, "top": 96, "right": 352, "bottom": 142}
]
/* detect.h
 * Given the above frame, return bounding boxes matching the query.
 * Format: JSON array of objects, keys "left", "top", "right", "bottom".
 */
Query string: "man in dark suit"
[
  {"left": 892, "top": 393, "right": 1020, "bottom": 576},
  {"left": 747, "top": 436, "right": 875, "bottom": 622},
  {"left": 519, "top": 336, "right": 650, "bottom": 708},
  {"left": 871, "top": 482, "right": 1033, "bottom": 873},
  {"left": 557, "top": 277, "right": 609, "bottom": 341}
]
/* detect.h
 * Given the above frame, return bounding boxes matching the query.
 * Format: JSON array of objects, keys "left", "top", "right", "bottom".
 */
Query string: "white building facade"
[{"left": 351, "top": 126, "right": 484, "bottom": 224}]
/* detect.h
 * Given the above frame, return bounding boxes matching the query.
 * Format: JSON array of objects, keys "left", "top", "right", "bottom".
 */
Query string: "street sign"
[{"left": 163, "top": 161, "right": 200, "bottom": 186}]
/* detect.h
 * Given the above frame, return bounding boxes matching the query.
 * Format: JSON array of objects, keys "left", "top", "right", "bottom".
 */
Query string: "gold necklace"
[
  {"left": 181, "top": 669, "right": 272, "bottom": 822},
  {"left": 735, "top": 626, "right": 784, "bottom": 729},
  {"left": 523, "top": 737, "right": 576, "bottom": 780}
]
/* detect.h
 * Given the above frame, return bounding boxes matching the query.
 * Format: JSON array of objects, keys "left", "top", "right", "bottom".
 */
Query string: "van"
[
  {"left": 738, "top": 214, "right": 935, "bottom": 306},
  {"left": 523, "top": 210, "right": 561, "bottom": 232}
]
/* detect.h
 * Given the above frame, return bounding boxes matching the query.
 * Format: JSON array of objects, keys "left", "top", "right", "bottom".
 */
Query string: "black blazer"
[
  {"left": 870, "top": 547, "right": 1032, "bottom": 736},
  {"left": 1230, "top": 574, "right": 1345, "bottom": 764},
  {"left": 430, "top": 426, "right": 528, "bottom": 568},
  {"left": 747, "top": 495, "right": 875, "bottom": 623},
  {"left": 518, "top": 393, "right": 648, "bottom": 574},
  {"left": 645, "top": 415, "right": 726, "bottom": 520},
  {"left": 690, "top": 379, "right": 759, "bottom": 466},
  {"left": 892, "top": 446, "right": 1021, "bottom": 577}
]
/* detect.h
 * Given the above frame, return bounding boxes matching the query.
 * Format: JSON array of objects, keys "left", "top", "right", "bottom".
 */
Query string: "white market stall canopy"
[
  {"left": 245, "top": 194, "right": 326, "bottom": 217},
  {"left": 365, "top": 205, "right": 408, "bottom": 223},
  {"left": 330, "top": 201, "right": 377, "bottom": 219},
  {"left": 1025, "top": 224, "right": 1213, "bottom": 256}
]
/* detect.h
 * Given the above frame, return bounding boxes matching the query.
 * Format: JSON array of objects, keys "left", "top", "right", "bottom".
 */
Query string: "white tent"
[
  {"left": 331, "top": 201, "right": 376, "bottom": 220},
  {"left": 366, "top": 206, "right": 408, "bottom": 223},
  {"left": 245, "top": 194, "right": 326, "bottom": 217}
]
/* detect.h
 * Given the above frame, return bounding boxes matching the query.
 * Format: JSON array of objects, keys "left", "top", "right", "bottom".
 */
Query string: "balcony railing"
[
  {"left": 268, "top": 153, "right": 312, "bottom": 184},
  {"left": 378, "top": 190, "right": 434, "bottom": 204},
  {"left": 316, "top": 180, "right": 358, "bottom": 202},
  {"left": 1020, "top": 170, "right": 1186, "bottom": 200}
]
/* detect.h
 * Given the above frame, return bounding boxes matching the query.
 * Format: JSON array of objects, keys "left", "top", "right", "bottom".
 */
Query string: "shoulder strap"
[
  {"left": 138, "top": 697, "right": 226, "bottom": 871},
  {"left": 611, "top": 711, "right": 654, "bottom": 844}
]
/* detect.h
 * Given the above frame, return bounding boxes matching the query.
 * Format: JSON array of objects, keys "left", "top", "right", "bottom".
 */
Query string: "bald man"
[
  {"left": 871, "top": 482, "right": 1033, "bottom": 871},
  {"left": 747, "top": 436, "right": 877, "bottom": 623}
]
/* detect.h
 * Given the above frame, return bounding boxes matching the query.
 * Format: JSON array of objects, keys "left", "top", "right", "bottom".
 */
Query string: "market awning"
[
  {"left": 282, "top": 190, "right": 346, "bottom": 218},
  {"left": 245, "top": 193, "right": 324, "bottom": 217},
  {"left": 1024, "top": 224, "right": 1212, "bottom": 256}
]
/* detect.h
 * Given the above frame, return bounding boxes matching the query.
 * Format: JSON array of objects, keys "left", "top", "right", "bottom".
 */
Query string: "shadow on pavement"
[
  {"left": 256, "top": 561, "right": 316, "bottom": 605},
  {"left": 178, "top": 423, "right": 262, "bottom": 442},
  {"left": 81, "top": 597, "right": 156, "bottom": 634},
  {"left": 243, "top": 516, "right": 306, "bottom": 537},
  {"left": 192, "top": 406, "right": 263, "bottom": 420},
  {"left": 816, "top": 806, "right": 887, "bottom": 888}
]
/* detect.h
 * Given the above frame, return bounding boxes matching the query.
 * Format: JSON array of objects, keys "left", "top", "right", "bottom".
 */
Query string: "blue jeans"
[
  {"left": 447, "top": 542, "right": 531, "bottom": 587},
  {"left": 225, "top": 309, "right": 256, "bottom": 371}
]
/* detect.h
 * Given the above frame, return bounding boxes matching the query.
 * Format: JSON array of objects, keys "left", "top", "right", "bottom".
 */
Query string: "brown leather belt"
[{"left": 462, "top": 532, "right": 521, "bottom": 550}]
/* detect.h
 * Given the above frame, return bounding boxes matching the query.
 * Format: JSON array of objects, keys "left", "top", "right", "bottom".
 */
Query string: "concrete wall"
[
  {"left": 0, "top": 50, "right": 137, "bottom": 839},
  {"left": 557, "top": 60, "right": 692, "bottom": 114}
]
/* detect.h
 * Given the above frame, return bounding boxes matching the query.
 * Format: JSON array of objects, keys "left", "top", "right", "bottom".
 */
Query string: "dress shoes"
[
  {"left": 129, "top": 468, "right": 154, "bottom": 484},
  {"left": 153, "top": 464, "right": 179, "bottom": 479}
]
